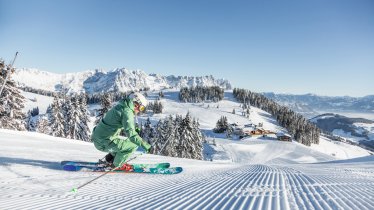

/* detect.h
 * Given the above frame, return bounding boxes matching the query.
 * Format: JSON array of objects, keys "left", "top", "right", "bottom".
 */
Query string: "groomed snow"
[{"left": 1, "top": 129, "right": 374, "bottom": 210}]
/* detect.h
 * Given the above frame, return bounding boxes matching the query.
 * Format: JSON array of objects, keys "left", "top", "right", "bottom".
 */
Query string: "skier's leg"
[{"left": 106, "top": 137, "right": 138, "bottom": 167}]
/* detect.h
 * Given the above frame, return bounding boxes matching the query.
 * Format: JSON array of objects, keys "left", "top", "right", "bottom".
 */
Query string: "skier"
[{"left": 92, "top": 92, "right": 152, "bottom": 169}]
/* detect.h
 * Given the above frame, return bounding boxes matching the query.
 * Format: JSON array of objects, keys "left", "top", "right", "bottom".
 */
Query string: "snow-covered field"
[
  {"left": 1, "top": 129, "right": 374, "bottom": 210},
  {"left": 1, "top": 90, "right": 373, "bottom": 209}
]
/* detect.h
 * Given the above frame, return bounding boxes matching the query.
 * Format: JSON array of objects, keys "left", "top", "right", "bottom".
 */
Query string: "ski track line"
[
  {"left": 120, "top": 168, "right": 236, "bottom": 209},
  {"left": 227, "top": 166, "right": 265, "bottom": 210},
  {"left": 204, "top": 165, "right": 262, "bottom": 209},
  {"left": 65, "top": 167, "right": 237, "bottom": 210},
  {"left": 317, "top": 168, "right": 374, "bottom": 210},
  {"left": 207, "top": 165, "right": 259, "bottom": 210},
  {"left": 290, "top": 169, "right": 325, "bottom": 210},
  {"left": 163, "top": 169, "right": 249, "bottom": 209},
  {"left": 155, "top": 165, "right": 255, "bottom": 210},
  {"left": 324, "top": 176, "right": 369, "bottom": 210},
  {"left": 283, "top": 168, "right": 331, "bottom": 210},
  {"left": 291, "top": 164, "right": 374, "bottom": 210},
  {"left": 201, "top": 166, "right": 256, "bottom": 209}
]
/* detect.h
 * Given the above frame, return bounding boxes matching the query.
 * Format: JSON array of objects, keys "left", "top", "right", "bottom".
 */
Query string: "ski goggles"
[{"left": 135, "top": 102, "right": 146, "bottom": 112}]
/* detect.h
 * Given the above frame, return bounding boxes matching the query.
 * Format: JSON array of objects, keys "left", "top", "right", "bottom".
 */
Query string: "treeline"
[
  {"left": 87, "top": 91, "right": 130, "bottom": 104},
  {"left": 147, "top": 100, "right": 163, "bottom": 114},
  {"left": 140, "top": 113, "right": 204, "bottom": 160},
  {"left": 25, "top": 94, "right": 91, "bottom": 142},
  {"left": 179, "top": 86, "right": 224, "bottom": 103},
  {"left": 20, "top": 86, "right": 55, "bottom": 97},
  {"left": 233, "top": 88, "right": 320, "bottom": 146},
  {"left": 19, "top": 85, "right": 134, "bottom": 105}
]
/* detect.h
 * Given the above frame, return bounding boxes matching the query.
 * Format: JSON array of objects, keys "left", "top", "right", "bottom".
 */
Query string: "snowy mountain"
[
  {"left": 263, "top": 92, "right": 374, "bottom": 115},
  {"left": 12, "top": 68, "right": 232, "bottom": 94},
  {"left": 310, "top": 113, "right": 374, "bottom": 149}
]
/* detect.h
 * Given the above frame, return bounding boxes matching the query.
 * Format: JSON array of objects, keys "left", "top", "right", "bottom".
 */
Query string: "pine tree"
[
  {"left": 95, "top": 93, "right": 112, "bottom": 124},
  {"left": 25, "top": 110, "right": 37, "bottom": 131},
  {"left": 0, "top": 60, "right": 25, "bottom": 130},
  {"left": 75, "top": 94, "right": 90, "bottom": 141},
  {"left": 226, "top": 124, "right": 234, "bottom": 139},
  {"left": 153, "top": 115, "right": 177, "bottom": 156},
  {"left": 37, "top": 116, "right": 49, "bottom": 134},
  {"left": 213, "top": 116, "right": 228, "bottom": 133},
  {"left": 49, "top": 96, "right": 65, "bottom": 137},
  {"left": 141, "top": 117, "right": 155, "bottom": 144},
  {"left": 178, "top": 112, "right": 196, "bottom": 158},
  {"left": 151, "top": 113, "right": 203, "bottom": 160},
  {"left": 63, "top": 97, "right": 73, "bottom": 138},
  {"left": 191, "top": 118, "right": 203, "bottom": 159}
]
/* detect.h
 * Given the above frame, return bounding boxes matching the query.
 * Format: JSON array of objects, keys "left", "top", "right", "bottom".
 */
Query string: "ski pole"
[
  {"left": 0, "top": 52, "right": 18, "bottom": 96},
  {"left": 70, "top": 153, "right": 142, "bottom": 193},
  {"left": 157, "top": 136, "right": 171, "bottom": 155},
  {"left": 155, "top": 126, "right": 177, "bottom": 155}
]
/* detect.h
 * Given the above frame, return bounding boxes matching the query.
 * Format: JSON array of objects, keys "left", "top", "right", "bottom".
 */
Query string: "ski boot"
[{"left": 98, "top": 153, "right": 115, "bottom": 170}]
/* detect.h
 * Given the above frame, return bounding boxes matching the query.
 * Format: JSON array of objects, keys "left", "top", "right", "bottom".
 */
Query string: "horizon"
[{"left": 1, "top": 0, "right": 373, "bottom": 97}]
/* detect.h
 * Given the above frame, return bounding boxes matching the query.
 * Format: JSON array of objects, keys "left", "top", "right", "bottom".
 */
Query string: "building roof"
[{"left": 276, "top": 132, "right": 292, "bottom": 138}]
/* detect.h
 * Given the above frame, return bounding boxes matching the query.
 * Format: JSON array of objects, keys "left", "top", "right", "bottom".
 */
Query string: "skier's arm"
[{"left": 122, "top": 110, "right": 151, "bottom": 151}]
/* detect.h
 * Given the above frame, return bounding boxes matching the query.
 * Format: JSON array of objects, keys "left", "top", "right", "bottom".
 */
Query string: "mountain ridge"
[
  {"left": 12, "top": 68, "right": 232, "bottom": 94},
  {"left": 263, "top": 92, "right": 374, "bottom": 114},
  {"left": 310, "top": 113, "right": 374, "bottom": 143}
]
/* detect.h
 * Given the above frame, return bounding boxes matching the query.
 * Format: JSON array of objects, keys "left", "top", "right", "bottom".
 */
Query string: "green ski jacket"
[{"left": 92, "top": 98, "right": 151, "bottom": 151}]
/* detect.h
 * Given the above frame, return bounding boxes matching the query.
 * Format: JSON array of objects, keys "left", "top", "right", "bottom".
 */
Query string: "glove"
[
  {"left": 135, "top": 124, "right": 141, "bottom": 135},
  {"left": 135, "top": 127, "right": 141, "bottom": 135},
  {"left": 144, "top": 144, "right": 152, "bottom": 154}
]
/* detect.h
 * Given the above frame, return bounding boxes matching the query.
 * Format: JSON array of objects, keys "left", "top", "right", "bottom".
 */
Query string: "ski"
[
  {"left": 61, "top": 161, "right": 170, "bottom": 170},
  {"left": 62, "top": 164, "right": 182, "bottom": 174}
]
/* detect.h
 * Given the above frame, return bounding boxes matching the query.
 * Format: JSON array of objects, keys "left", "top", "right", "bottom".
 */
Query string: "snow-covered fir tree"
[
  {"left": 95, "top": 92, "right": 112, "bottom": 124},
  {"left": 178, "top": 113, "right": 203, "bottom": 159},
  {"left": 147, "top": 100, "right": 163, "bottom": 114},
  {"left": 226, "top": 124, "right": 234, "bottom": 139},
  {"left": 76, "top": 94, "right": 90, "bottom": 141},
  {"left": 25, "top": 110, "right": 37, "bottom": 131},
  {"left": 140, "top": 117, "right": 155, "bottom": 145},
  {"left": 179, "top": 86, "right": 224, "bottom": 103},
  {"left": 213, "top": 116, "right": 229, "bottom": 133},
  {"left": 58, "top": 94, "right": 91, "bottom": 141},
  {"left": 149, "top": 113, "right": 203, "bottom": 160},
  {"left": 153, "top": 115, "right": 178, "bottom": 157},
  {"left": 29, "top": 107, "right": 39, "bottom": 117},
  {"left": 0, "top": 59, "right": 26, "bottom": 130},
  {"left": 49, "top": 96, "right": 65, "bottom": 137},
  {"left": 37, "top": 116, "right": 49, "bottom": 134}
]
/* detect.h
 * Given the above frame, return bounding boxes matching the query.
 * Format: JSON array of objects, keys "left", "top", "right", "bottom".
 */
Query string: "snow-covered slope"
[
  {"left": 22, "top": 90, "right": 54, "bottom": 114},
  {"left": 1, "top": 128, "right": 374, "bottom": 209},
  {"left": 12, "top": 68, "right": 232, "bottom": 93},
  {"left": 2, "top": 90, "right": 373, "bottom": 209},
  {"left": 139, "top": 91, "right": 371, "bottom": 160}
]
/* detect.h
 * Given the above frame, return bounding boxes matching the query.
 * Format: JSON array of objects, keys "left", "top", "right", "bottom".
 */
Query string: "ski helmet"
[{"left": 129, "top": 92, "right": 148, "bottom": 108}]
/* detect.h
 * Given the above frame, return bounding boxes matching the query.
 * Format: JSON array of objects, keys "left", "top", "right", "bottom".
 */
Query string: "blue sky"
[{"left": 1, "top": 0, "right": 373, "bottom": 97}]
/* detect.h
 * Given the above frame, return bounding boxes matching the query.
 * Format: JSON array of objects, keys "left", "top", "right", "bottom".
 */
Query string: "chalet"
[
  {"left": 276, "top": 132, "right": 292, "bottom": 142},
  {"left": 250, "top": 128, "right": 266, "bottom": 135},
  {"left": 244, "top": 123, "right": 254, "bottom": 128}
]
